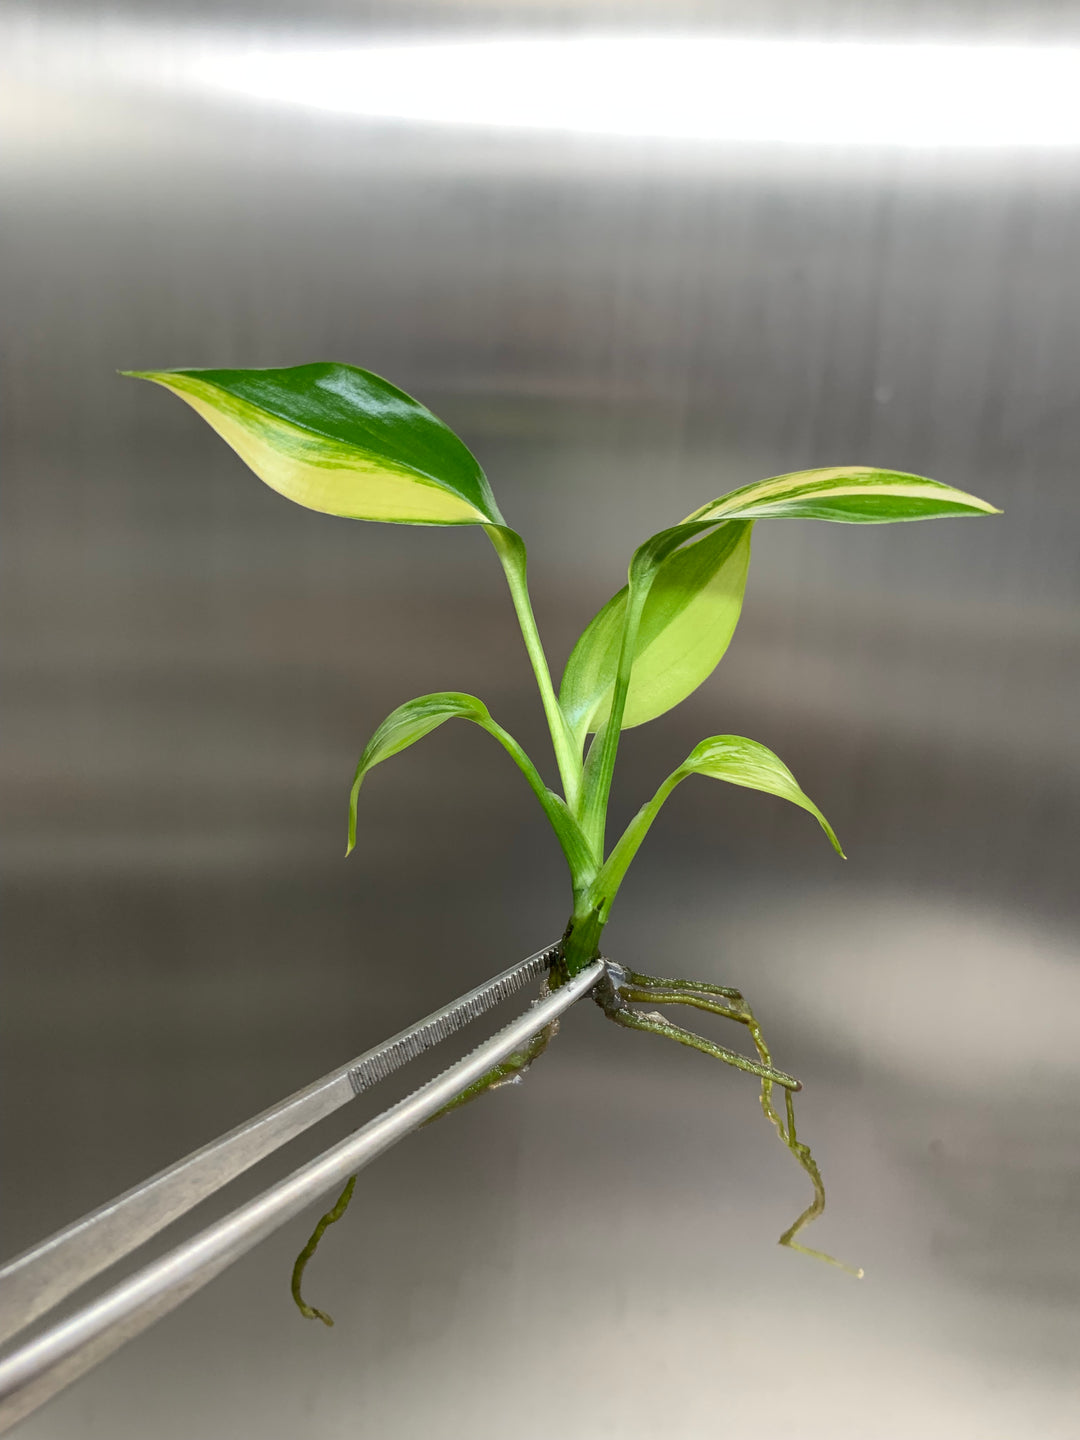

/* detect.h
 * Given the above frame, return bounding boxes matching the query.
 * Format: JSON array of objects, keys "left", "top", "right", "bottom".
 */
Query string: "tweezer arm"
[
  {"left": 0, "top": 944, "right": 555, "bottom": 1349},
  {"left": 0, "top": 959, "right": 605, "bottom": 1435}
]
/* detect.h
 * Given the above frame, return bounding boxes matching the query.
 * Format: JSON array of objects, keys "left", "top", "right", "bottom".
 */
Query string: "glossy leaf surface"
[
  {"left": 347, "top": 691, "right": 594, "bottom": 879},
  {"left": 578, "top": 464, "right": 998, "bottom": 837},
  {"left": 560, "top": 522, "right": 752, "bottom": 745},
  {"left": 125, "top": 364, "right": 502, "bottom": 526},
  {"left": 682, "top": 466, "right": 1000, "bottom": 526}
]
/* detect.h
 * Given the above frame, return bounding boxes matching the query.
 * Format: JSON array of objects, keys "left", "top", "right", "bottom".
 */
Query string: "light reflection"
[{"left": 194, "top": 36, "right": 1080, "bottom": 149}]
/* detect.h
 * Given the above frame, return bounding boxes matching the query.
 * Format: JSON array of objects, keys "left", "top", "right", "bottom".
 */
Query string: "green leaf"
[
  {"left": 682, "top": 466, "right": 1000, "bottom": 526},
  {"left": 347, "top": 691, "right": 595, "bottom": 884},
  {"left": 349, "top": 693, "right": 487, "bottom": 813},
  {"left": 678, "top": 735, "right": 843, "bottom": 855},
  {"left": 124, "top": 363, "right": 502, "bottom": 526},
  {"left": 560, "top": 522, "right": 752, "bottom": 745},
  {"left": 592, "top": 734, "right": 842, "bottom": 917},
  {"left": 575, "top": 465, "right": 999, "bottom": 841}
]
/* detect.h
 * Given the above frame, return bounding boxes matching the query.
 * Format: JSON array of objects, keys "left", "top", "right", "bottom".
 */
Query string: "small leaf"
[
  {"left": 348, "top": 692, "right": 492, "bottom": 853},
  {"left": 592, "top": 733, "right": 842, "bottom": 916},
  {"left": 350, "top": 692, "right": 489, "bottom": 808},
  {"left": 347, "top": 690, "right": 595, "bottom": 880},
  {"left": 678, "top": 735, "right": 844, "bottom": 856},
  {"left": 124, "top": 363, "right": 502, "bottom": 526},
  {"left": 560, "top": 522, "right": 752, "bottom": 745},
  {"left": 683, "top": 466, "right": 1000, "bottom": 526}
]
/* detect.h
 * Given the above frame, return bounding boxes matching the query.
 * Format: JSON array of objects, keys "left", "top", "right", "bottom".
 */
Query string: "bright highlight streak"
[{"left": 197, "top": 36, "right": 1080, "bottom": 148}]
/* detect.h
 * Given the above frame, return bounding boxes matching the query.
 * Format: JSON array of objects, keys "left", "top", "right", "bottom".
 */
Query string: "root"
[
  {"left": 600, "top": 964, "right": 862, "bottom": 1277},
  {"left": 290, "top": 1175, "right": 357, "bottom": 1325},
  {"left": 290, "top": 1015, "right": 559, "bottom": 1322},
  {"left": 597, "top": 985, "right": 799, "bottom": 1090},
  {"left": 623, "top": 969, "right": 745, "bottom": 1002},
  {"left": 423, "top": 1019, "right": 558, "bottom": 1123},
  {"left": 766, "top": 1087, "right": 862, "bottom": 1276}
]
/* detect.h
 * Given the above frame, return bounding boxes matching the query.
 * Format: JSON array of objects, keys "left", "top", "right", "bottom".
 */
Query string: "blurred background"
[{"left": 3, "top": 3, "right": 1079, "bottom": 1436}]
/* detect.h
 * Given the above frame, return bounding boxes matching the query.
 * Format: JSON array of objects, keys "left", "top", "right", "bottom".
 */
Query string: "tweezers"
[{"left": 0, "top": 944, "right": 606, "bottom": 1433}]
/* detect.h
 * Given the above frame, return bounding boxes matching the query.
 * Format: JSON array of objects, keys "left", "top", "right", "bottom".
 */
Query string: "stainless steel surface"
[
  {"left": 3, "top": 2, "right": 1079, "bottom": 1437},
  {"left": 0, "top": 944, "right": 555, "bottom": 1347},
  {"left": 0, "top": 959, "right": 605, "bottom": 1434}
]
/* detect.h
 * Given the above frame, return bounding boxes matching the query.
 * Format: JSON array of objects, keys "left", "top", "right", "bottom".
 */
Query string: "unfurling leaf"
[
  {"left": 593, "top": 734, "right": 842, "bottom": 915},
  {"left": 560, "top": 522, "right": 752, "bottom": 746},
  {"left": 124, "top": 363, "right": 502, "bottom": 526},
  {"left": 347, "top": 691, "right": 594, "bottom": 876}
]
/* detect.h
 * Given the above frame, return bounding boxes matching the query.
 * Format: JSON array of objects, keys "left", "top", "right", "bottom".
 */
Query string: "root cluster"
[{"left": 291, "top": 954, "right": 860, "bottom": 1324}]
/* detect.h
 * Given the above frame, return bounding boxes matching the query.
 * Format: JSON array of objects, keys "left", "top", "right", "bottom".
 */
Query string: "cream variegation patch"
[
  {"left": 145, "top": 374, "right": 486, "bottom": 525},
  {"left": 684, "top": 467, "right": 999, "bottom": 524}
]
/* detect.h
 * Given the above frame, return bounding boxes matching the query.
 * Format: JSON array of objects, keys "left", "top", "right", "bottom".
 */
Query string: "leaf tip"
[
  {"left": 121, "top": 369, "right": 176, "bottom": 389},
  {"left": 963, "top": 493, "right": 1002, "bottom": 517},
  {"left": 815, "top": 813, "right": 846, "bottom": 858}
]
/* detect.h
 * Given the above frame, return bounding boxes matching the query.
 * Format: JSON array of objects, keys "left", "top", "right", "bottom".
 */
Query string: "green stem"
[
  {"left": 580, "top": 577, "right": 651, "bottom": 854},
  {"left": 481, "top": 715, "right": 597, "bottom": 886},
  {"left": 486, "top": 525, "right": 583, "bottom": 816},
  {"left": 580, "top": 522, "right": 717, "bottom": 852},
  {"left": 588, "top": 769, "right": 684, "bottom": 917},
  {"left": 556, "top": 903, "right": 607, "bottom": 981}
]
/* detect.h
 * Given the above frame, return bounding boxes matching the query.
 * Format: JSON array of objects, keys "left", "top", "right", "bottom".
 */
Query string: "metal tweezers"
[{"left": 0, "top": 944, "right": 606, "bottom": 1433}]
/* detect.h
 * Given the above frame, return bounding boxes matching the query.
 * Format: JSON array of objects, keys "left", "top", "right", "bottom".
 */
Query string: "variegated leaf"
[
  {"left": 592, "top": 733, "right": 842, "bottom": 915},
  {"left": 682, "top": 466, "right": 1000, "bottom": 526},
  {"left": 125, "top": 363, "right": 502, "bottom": 526},
  {"left": 560, "top": 521, "right": 752, "bottom": 745},
  {"left": 677, "top": 734, "right": 843, "bottom": 854},
  {"left": 347, "top": 691, "right": 593, "bottom": 875}
]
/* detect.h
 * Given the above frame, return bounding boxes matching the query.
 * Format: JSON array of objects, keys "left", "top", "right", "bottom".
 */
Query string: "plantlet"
[{"left": 127, "top": 362, "right": 999, "bottom": 1320}]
